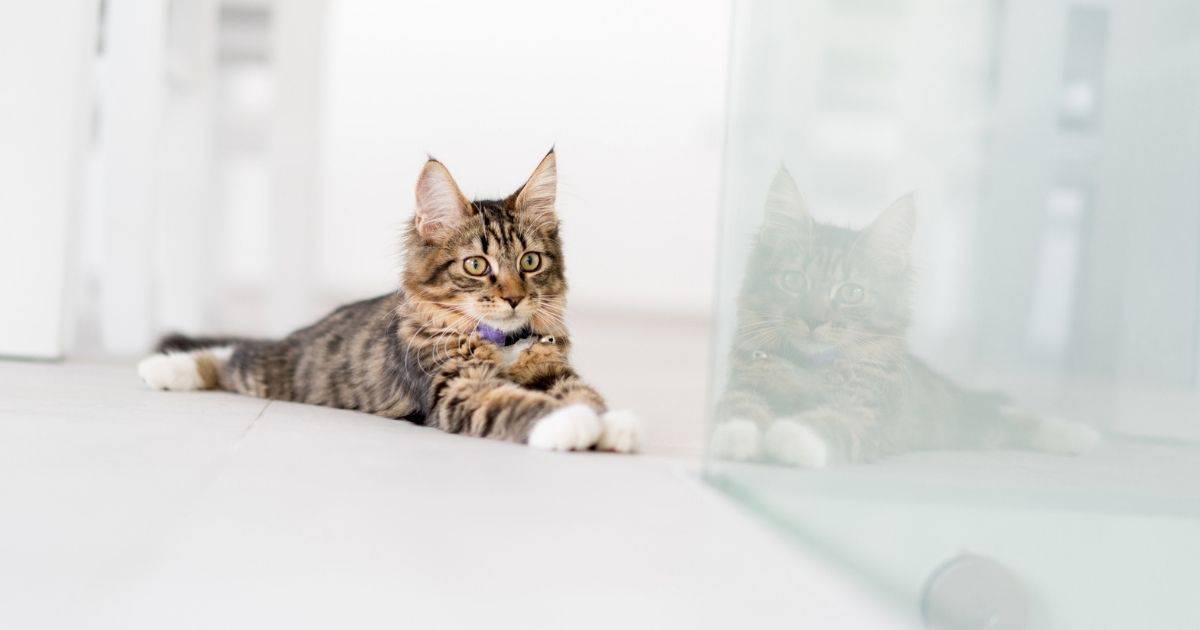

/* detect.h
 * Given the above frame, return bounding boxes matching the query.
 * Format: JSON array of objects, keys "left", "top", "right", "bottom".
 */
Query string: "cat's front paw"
[
  {"left": 527, "top": 404, "right": 602, "bottom": 451},
  {"left": 710, "top": 418, "right": 761, "bottom": 461},
  {"left": 597, "top": 409, "right": 641, "bottom": 453},
  {"left": 764, "top": 419, "right": 829, "bottom": 468}
]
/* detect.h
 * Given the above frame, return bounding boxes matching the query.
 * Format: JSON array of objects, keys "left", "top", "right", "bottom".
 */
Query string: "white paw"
[
  {"left": 527, "top": 404, "right": 602, "bottom": 451},
  {"left": 597, "top": 409, "right": 642, "bottom": 453},
  {"left": 137, "top": 353, "right": 204, "bottom": 391},
  {"left": 710, "top": 418, "right": 761, "bottom": 461},
  {"left": 1033, "top": 417, "right": 1100, "bottom": 455},
  {"left": 764, "top": 419, "right": 829, "bottom": 468}
]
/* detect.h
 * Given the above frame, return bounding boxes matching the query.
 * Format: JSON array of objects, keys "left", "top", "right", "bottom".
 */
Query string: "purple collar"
[
  {"left": 784, "top": 345, "right": 841, "bottom": 368},
  {"left": 804, "top": 347, "right": 841, "bottom": 367},
  {"left": 475, "top": 323, "right": 533, "bottom": 347}
]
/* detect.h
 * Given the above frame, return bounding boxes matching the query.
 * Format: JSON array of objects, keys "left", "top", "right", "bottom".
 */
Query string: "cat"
[
  {"left": 138, "top": 150, "right": 641, "bottom": 453},
  {"left": 710, "top": 167, "right": 1098, "bottom": 467}
]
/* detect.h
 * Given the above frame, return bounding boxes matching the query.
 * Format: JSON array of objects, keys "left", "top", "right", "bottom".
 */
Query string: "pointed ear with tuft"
[
  {"left": 514, "top": 149, "right": 557, "bottom": 223},
  {"left": 855, "top": 193, "right": 917, "bottom": 274},
  {"left": 414, "top": 159, "right": 472, "bottom": 243},
  {"left": 763, "top": 164, "right": 812, "bottom": 237}
]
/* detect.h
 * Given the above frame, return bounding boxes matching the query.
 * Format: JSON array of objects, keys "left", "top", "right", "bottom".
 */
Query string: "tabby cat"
[
  {"left": 138, "top": 150, "right": 641, "bottom": 453},
  {"left": 711, "top": 167, "right": 1097, "bottom": 467}
]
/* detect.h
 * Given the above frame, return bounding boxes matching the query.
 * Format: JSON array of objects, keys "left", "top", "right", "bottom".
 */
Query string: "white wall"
[
  {"left": 96, "top": 0, "right": 168, "bottom": 354},
  {"left": 0, "top": 2, "right": 96, "bottom": 358},
  {"left": 45, "top": 0, "right": 729, "bottom": 354},
  {"left": 317, "top": 0, "right": 729, "bottom": 316}
]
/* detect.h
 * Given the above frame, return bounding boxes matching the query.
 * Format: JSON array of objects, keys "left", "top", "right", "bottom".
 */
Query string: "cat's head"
[
  {"left": 736, "top": 166, "right": 916, "bottom": 364},
  {"left": 402, "top": 150, "right": 567, "bottom": 336}
]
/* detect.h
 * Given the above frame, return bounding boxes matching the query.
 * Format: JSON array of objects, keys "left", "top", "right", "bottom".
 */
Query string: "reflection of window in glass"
[
  {"left": 218, "top": 4, "right": 270, "bottom": 65},
  {"left": 1058, "top": 6, "right": 1109, "bottom": 131},
  {"left": 818, "top": 48, "right": 897, "bottom": 113},
  {"left": 1026, "top": 186, "right": 1086, "bottom": 360},
  {"left": 817, "top": 2, "right": 903, "bottom": 116}
]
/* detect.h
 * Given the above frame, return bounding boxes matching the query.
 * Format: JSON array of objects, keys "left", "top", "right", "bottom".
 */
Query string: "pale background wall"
[
  {"left": 53, "top": 0, "right": 729, "bottom": 355},
  {"left": 0, "top": 2, "right": 96, "bottom": 358},
  {"left": 318, "top": 1, "right": 729, "bottom": 316}
]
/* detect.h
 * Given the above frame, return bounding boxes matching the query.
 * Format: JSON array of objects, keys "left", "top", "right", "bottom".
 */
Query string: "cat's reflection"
[{"left": 712, "top": 167, "right": 1099, "bottom": 468}]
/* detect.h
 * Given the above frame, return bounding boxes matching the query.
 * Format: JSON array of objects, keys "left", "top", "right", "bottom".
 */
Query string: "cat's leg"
[
  {"left": 711, "top": 388, "right": 773, "bottom": 462},
  {"left": 137, "top": 345, "right": 235, "bottom": 392},
  {"left": 436, "top": 375, "right": 595, "bottom": 447},
  {"left": 214, "top": 340, "right": 296, "bottom": 400},
  {"left": 430, "top": 336, "right": 601, "bottom": 451},
  {"left": 138, "top": 338, "right": 295, "bottom": 402},
  {"left": 503, "top": 338, "right": 641, "bottom": 453},
  {"left": 997, "top": 406, "right": 1100, "bottom": 455},
  {"left": 764, "top": 406, "right": 882, "bottom": 468},
  {"left": 765, "top": 405, "right": 1099, "bottom": 467}
]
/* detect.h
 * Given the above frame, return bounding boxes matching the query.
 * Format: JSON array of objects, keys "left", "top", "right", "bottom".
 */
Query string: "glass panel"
[{"left": 706, "top": 1, "right": 1200, "bottom": 627}]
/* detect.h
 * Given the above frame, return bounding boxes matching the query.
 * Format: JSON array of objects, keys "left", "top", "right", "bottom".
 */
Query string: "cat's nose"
[{"left": 497, "top": 275, "right": 525, "bottom": 310}]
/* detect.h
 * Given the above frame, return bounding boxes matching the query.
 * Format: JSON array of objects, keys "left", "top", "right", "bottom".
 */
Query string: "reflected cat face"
[{"left": 735, "top": 167, "right": 916, "bottom": 365}]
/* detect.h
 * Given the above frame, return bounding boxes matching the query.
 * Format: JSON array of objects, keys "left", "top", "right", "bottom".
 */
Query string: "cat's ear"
[
  {"left": 414, "top": 158, "right": 472, "bottom": 242},
  {"left": 514, "top": 149, "right": 557, "bottom": 223},
  {"left": 763, "top": 164, "right": 812, "bottom": 236},
  {"left": 856, "top": 193, "right": 917, "bottom": 272}
]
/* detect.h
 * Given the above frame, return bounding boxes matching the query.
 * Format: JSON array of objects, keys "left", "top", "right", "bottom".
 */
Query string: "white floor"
[{"left": 0, "top": 359, "right": 903, "bottom": 630}]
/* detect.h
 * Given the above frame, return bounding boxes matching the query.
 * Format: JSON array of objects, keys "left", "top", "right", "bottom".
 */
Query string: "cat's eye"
[
  {"left": 780, "top": 271, "right": 806, "bottom": 293},
  {"left": 463, "top": 256, "right": 490, "bottom": 276},
  {"left": 520, "top": 252, "right": 542, "bottom": 272},
  {"left": 836, "top": 283, "right": 865, "bottom": 304},
  {"left": 751, "top": 350, "right": 768, "bottom": 360}
]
